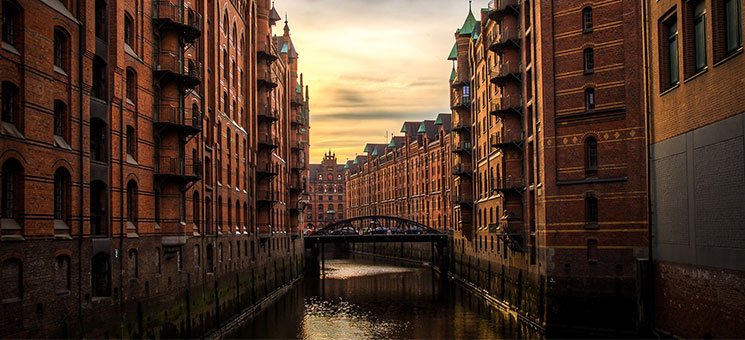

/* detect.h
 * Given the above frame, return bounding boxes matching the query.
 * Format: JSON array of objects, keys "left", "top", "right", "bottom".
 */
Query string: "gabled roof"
[
  {"left": 388, "top": 136, "right": 406, "bottom": 149},
  {"left": 448, "top": 42, "right": 458, "bottom": 60},
  {"left": 364, "top": 144, "right": 387, "bottom": 157},
  {"left": 418, "top": 120, "right": 439, "bottom": 141},
  {"left": 434, "top": 113, "right": 452, "bottom": 133},
  {"left": 450, "top": 66, "right": 457, "bottom": 81},
  {"left": 400, "top": 122, "right": 421, "bottom": 139},
  {"left": 459, "top": 9, "right": 477, "bottom": 36}
]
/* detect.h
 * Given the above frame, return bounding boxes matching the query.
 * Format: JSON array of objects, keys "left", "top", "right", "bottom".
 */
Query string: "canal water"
[{"left": 228, "top": 255, "right": 542, "bottom": 339}]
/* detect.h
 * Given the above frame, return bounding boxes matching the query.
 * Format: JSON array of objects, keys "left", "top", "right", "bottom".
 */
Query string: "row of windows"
[{"left": 661, "top": 0, "right": 742, "bottom": 90}]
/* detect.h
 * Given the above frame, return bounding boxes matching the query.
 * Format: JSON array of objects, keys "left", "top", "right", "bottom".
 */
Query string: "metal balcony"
[
  {"left": 291, "top": 156, "right": 307, "bottom": 170},
  {"left": 488, "top": 27, "right": 521, "bottom": 53},
  {"left": 291, "top": 139, "right": 307, "bottom": 150},
  {"left": 154, "top": 104, "right": 202, "bottom": 135},
  {"left": 255, "top": 163, "right": 278, "bottom": 178},
  {"left": 454, "top": 194, "right": 473, "bottom": 207},
  {"left": 491, "top": 130, "right": 524, "bottom": 150},
  {"left": 490, "top": 94, "right": 523, "bottom": 117},
  {"left": 496, "top": 219, "right": 525, "bottom": 251},
  {"left": 452, "top": 164, "right": 472, "bottom": 177},
  {"left": 257, "top": 42, "right": 279, "bottom": 63},
  {"left": 452, "top": 119, "right": 471, "bottom": 132},
  {"left": 155, "top": 157, "right": 202, "bottom": 183},
  {"left": 291, "top": 113, "right": 306, "bottom": 126},
  {"left": 258, "top": 103, "right": 279, "bottom": 122},
  {"left": 154, "top": 52, "right": 201, "bottom": 88},
  {"left": 258, "top": 133, "right": 280, "bottom": 149},
  {"left": 256, "top": 190, "right": 279, "bottom": 205},
  {"left": 490, "top": 61, "right": 522, "bottom": 85},
  {"left": 488, "top": 0, "right": 521, "bottom": 21},
  {"left": 453, "top": 141, "right": 472, "bottom": 154},
  {"left": 493, "top": 176, "right": 525, "bottom": 194},
  {"left": 289, "top": 179, "right": 305, "bottom": 192},
  {"left": 451, "top": 94, "right": 471, "bottom": 110},
  {"left": 257, "top": 70, "right": 278, "bottom": 89},
  {"left": 153, "top": 1, "right": 202, "bottom": 42}
]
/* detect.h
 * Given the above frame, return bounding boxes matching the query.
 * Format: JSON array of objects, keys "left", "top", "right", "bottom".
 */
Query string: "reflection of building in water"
[{"left": 306, "top": 150, "right": 346, "bottom": 229}]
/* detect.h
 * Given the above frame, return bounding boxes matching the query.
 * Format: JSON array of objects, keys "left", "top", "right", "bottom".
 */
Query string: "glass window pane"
[
  {"left": 726, "top": 0, "right": 742, "bottom": 52},
  {"left": 695, "top": 17, "right": 706, "bottom": 69}
]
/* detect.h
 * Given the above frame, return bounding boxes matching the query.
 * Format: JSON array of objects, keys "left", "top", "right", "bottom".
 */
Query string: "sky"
[{"left": 275, "top": 0, "right": 487, "bottom": 164}]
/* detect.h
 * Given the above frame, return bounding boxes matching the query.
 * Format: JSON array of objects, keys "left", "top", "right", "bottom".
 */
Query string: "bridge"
[{"left": 304, "top": 216, "right": 450, "bottom": 275}]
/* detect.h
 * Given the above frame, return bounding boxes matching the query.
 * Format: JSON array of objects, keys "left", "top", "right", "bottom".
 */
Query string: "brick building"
[
  {"left": 643, "top": 0, "right": 745, "bottom": 337},
  {"left": 345, "top": 113, "right": 453, "bottom": 232},
  {"left": 448, "top": 1, "right": 648, "bottom": 333},
  {"left": 304, "top": 150, "right": 345, "bottom": 231},
  {"left": 0, "top": 0, "right": 309, "bottom": 337}
]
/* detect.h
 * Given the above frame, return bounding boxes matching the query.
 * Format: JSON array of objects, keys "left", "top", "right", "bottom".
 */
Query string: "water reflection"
[{"left": 230, "top": 256, "right": 541, "bottom": 339}]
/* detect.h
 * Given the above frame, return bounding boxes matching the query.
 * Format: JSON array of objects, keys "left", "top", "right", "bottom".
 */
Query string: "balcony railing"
[
  {"left": 454, "top": 194, "right": 473, "bottom": 206},
  {"left": 488, "top": 0, "right": 521, "bottom": 20},
  {"left": 453, "top": 141, "right": 472, "bottom": 153},
  {"left": 255, "top": 163, "right": 278, "bottom": 177},
  {"left": 257, "top": 70, "right": 278, "bottom": 89},
  {"left": 155, "top": 51, "right": 201, "bottom": 87},
  {"left": 489, "top": 27, "right": 521, "bottom": 52},
  {"left": 493, "top": 176, "right": 525, "bottom": 192},
  {"left": 258, "top": 133, "right": 280, "bottom": 148},
  {"left": 490, "top": 94, "right": 523, "bottom": 115},
  {"left": 258, "top": 103, "right": 279, "bottom": 122},
  {"left": 490, "top": 61, "right": 522, "bottom": 84},
  {"left": 153, "top": 1, "right": 202, "bottom": 40},
  {"left": 452, "top": 164, "right": 472, "bottom": 176},
  {"left": 257, "top": 42, "right": 278, "bottom": 62},
  {"left": 452, "top": 119, "right": 471, "bottom": 132},
  {"left": 155, "top": 104, "right": 202, "bottom": 132},
  {"left": 491, "top": 130, "right": 523, "bottom": 149},
  {"left": 155, "top": 157, "right": 202, "bottom": 179},
  {"left": 451, "top": 94, "right": 471, "bottom": 109},
  {"left": 256, "top": 190, "right": 278, "bottom": 203}
]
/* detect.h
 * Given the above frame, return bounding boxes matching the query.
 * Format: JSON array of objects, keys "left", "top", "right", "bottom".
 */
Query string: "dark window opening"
[
  {"left": 91, "top": 253, "right": 111, "bottom": 297},
  {"left": 584, "top": 48, "right": 594, "bottom": 73},
  {"left": 95, "top": 0, "right": 107, "bottom": 41},
  {"left": 586, "top": 137, "right": 598, "bottom": 172},
  {"left": 1, "top": 159, "right": 22, "bottom": 221},
  {"left": 2, "top": 1, "right": 20, "bottom": 47},
  {"left": 54, "top": 29, "right": 68, "bottom": 71},
  {"left": 124, "top": 13, "right": 133, "bottom": 47},
  {"left": 1, "top": 81, "right": 20, "bottom": 126},
  {"left": 54, "top": 100, "right": 67, "bottom": 139},
  {"left": 582, "top": 7, "right": 593, "bottom": 32},
  {"left": 586, "top": 195, "right": 598, "bottom": 226},
  {"left": 585, "top": 88, "right": 595, "bottom": 111},
  {"left": 53, "top": 168, "right": 70, "bottom": 222}
]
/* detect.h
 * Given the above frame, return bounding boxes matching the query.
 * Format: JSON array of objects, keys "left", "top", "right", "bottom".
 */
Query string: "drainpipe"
[
  {"left": 77, "top": 0, "right": 85, "bottom": 334},
  {"left": 118, "top": 54, "right": 126, "bottom": 337},
  {"left": 641, "top": 0, "right": 655, "bottom": 332}
]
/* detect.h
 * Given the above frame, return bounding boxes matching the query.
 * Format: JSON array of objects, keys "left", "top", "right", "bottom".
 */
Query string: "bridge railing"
[{"left": 309, "top": 215, "right": 446, "bottom": 236}]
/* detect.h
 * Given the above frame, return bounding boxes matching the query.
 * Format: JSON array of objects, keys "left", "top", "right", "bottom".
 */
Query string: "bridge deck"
[{"left": 304, "top": 234, "right": 448, "bottom": 248}]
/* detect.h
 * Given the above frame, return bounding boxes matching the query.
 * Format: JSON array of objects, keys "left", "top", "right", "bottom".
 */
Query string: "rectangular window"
[
  {"left": 693, "top": 1, "right": 707, "bottom": 71},
  {"left": 725, "top": 0, "right": 743, "bottom": 53},
  {"left": 664, "top": 16, "right": 680, "bottom": 88}
]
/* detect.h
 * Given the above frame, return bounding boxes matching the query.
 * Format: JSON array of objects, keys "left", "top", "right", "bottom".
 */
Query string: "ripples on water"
[{"left": 230, "top": 256, "right": 541, "bottom": 340}]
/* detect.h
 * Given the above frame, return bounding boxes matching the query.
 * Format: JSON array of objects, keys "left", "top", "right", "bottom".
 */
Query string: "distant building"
[
  {"left": 306, "top": 151, "right": 346, "bottom": 230},
  {"left": 345, "top": 114, "right": 453, "bottom": 232}
]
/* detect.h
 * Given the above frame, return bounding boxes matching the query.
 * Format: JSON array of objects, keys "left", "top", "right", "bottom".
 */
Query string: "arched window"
[
  {"left": 90, "top": 118, "right": 107, "bottom": 162},
  {"left": 126, "top": 180, "right": 137, "bottom": 224},
  {"left": 126, "top": 125, "right": 136, "bottom": 161},
  {"left": 235, "top": 200, "right": 240, "bottom": 230},
  {"left": 91, "top": 56, "right": 107, "bottom": 101},
  {"left": 54, "top": 28, "right": 69, "bottom": 72},
  {"left": 1, "top": 258, "right": 22, "bottom": 302},
  {"left": 586, "top": 194, "right": 599, "bottom": 226},
  {"left": 53, "top": 168, "right": 70, "bottom": 225},
  {"left": 90, "top": 180, "right": 107, "bottom": 236},
  {"left": 584, "top": 48, "right": 594, "bottom": 73},
  {"left": 2, "top": 1, "right": 21, "bottom": 48},
  {"left": 206, "top": 244, "right": 214, "bottom": 272},
  {"left": 54, "top": 100, "right": 67, "bottom": 141},
  {"left": 585, "top": 88, "right": 595, "bottom": 111},
  {"left": 193, "top": 191, "right": 200, "bottom": 228},
  {"left": 586, "top": 137, "right": 598, "bottom": 172},
  {"left": 95, "top": 0, "right": 107, "bottom": 40},
  {"left": 217, "top": 196, "right": 223, "bottom": 232},
  {"left": 582, "top": 7, "right": 593, "bottom": 32},
  {"left": 1, "top": 159, "right": 23, "bottom": 226},
  {"left": 123, "top": 12, "right": 134, "bottom": 47},
  {"left": 127, "top": 249, "right": 138, "bottom": 278},
  {"left": 1, "top": 81, "right": 20, "bottom": 130},
  {"left": 125, "top": 68, "right": 136, "bottom": 103},
  {"left": 55, "top": 255, "right": 71, "bottom": 294},
  {"left": 91, "top": 253, "right": 110, "bottom": 297}
]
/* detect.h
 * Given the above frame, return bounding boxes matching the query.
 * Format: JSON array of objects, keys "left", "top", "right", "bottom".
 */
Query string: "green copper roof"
[
  {"left": 281, "top": 42, "right": 289, "bottom": 54},
  {"left": 459, "top": 9, "right": 477, "bottom": 36},
  {"left": 353, "top": 159, "right": 359, "bottom": 165},
  {"left": 471, "top": 25, "right": 480, "bottom": 40},
  {"left": 418, "top": 123, "right": 427, "bottom": 134},
  {"left": 344, "top": 163, "right": 349, "bottom": 169},
  {"left": 372, "top": 149, "right": 378, "bottom": 156},
  {"left": 435, "top": 115, "right": 443, "bottom": 125},
  {"left": 448, "top": 42, "right": 458, "bottom": 60},
  {"left": 296, "top": 82, "right": 302, "bottom": 93},
  {"left": 388, "top": 139, "right": 396, "bottom": 147},
  {"left": 450, "top": 67, "right": 457, "bottom": 81},
  {"left": 400, "top": 123, "right": 408, "bottom": 133}
]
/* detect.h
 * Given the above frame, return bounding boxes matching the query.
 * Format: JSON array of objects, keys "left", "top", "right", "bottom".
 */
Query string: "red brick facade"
[
  {"left": 0, "top": 0, "right": 309, "bottom": 337},
  {"left": 345, "top": 114, "right": 453, "bottom": 232},
  {"left": 304, "top": 151, "right": 345, "bottom": 231},
  {"left": 448, "top": 1, "right": 649, "bottom": 333}
]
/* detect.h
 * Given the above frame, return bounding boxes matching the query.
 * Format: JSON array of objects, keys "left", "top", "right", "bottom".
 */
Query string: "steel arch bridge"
[{"left": 304, "top": 215, "right": 448, "bottom": 248}]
